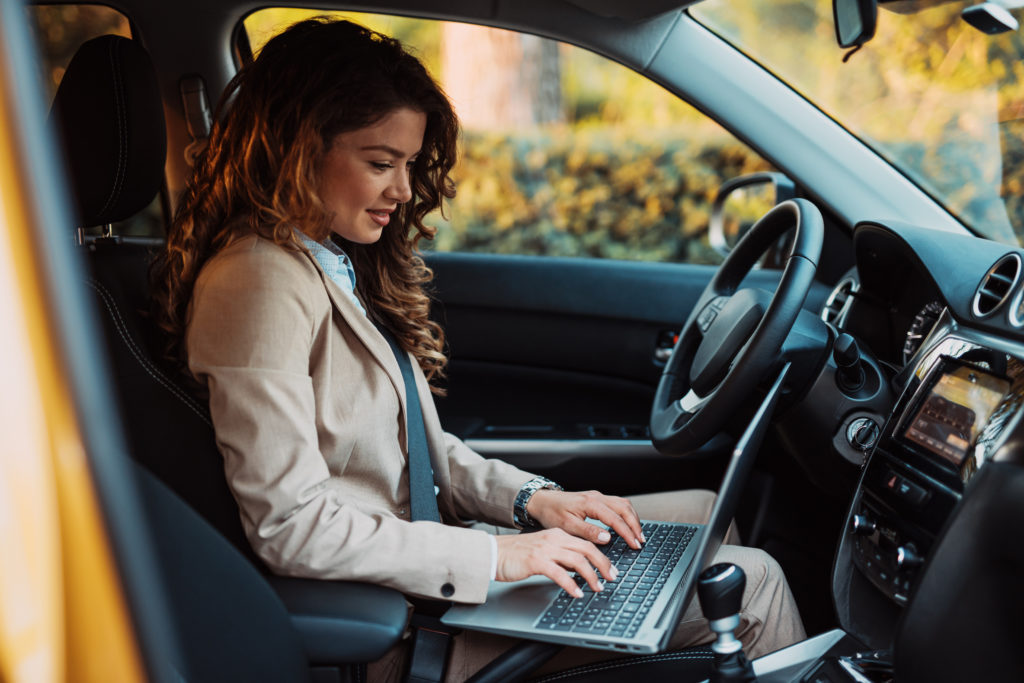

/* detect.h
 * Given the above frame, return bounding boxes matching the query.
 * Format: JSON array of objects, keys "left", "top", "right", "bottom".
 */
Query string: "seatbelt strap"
[{"left": 377, "top": 326, "right": 442, "bottom": 523}]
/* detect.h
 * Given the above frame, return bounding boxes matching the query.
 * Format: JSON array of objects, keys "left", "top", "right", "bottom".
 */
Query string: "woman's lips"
[{"left": 367, "top": 209, "right": 391, "bottom": 227}]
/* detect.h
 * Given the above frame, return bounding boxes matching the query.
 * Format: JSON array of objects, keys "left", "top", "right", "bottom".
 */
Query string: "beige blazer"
[{"left": 186, "top": 234, "right": 534, "bottom": 603}]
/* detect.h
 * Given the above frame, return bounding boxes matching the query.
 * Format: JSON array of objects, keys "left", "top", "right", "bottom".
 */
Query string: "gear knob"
[{"left": 698, "top": 562, "right": 746, "bottom": 621}]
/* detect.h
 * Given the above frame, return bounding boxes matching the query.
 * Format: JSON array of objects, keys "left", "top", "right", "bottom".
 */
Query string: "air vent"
[
  {"left": 972, "top": 254, "right": 1022, "bottom": 318},
  {"left": 821, "top": 276, "right": 859, "bottom": 326}
]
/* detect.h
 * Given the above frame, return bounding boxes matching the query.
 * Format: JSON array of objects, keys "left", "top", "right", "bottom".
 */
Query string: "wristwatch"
[{"left": 513, "top": 477, "right": 563, "bottom": 529}]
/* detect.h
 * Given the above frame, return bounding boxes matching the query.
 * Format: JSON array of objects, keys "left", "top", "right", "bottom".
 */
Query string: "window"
[
  {"left": 243, "top": 10, "right": 776, "bottom": 264},
  {"left": 29, "top": 4, "right": 131, "bottom": 101},
  {"left": 29, "top": 5, "right": 165, "bottom": 238}
]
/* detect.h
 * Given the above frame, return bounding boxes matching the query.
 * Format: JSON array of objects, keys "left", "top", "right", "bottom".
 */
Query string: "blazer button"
[{"left": 441, "top": 583, "right": 455, "bottom": 598}]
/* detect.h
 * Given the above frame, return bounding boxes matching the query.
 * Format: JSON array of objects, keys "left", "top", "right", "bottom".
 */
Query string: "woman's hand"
[
  {"left": 527, "top": 489, "right": 645, "bottom": 550},
  {"left": 494, "top": 528, "right": 618, "bottom": 597}
]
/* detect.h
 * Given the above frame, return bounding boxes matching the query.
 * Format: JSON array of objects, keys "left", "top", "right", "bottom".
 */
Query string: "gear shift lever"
[{"left": 698, "top": 563, "right": 757, "bottom": 683}]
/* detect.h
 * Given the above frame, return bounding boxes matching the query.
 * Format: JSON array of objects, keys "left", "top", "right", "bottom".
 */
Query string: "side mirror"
[
  {"left": 708, "top": 172, "right": 796, "bottom": 258},
  {"left": 833, "top": 0, "right": 878, "bottom": 49}
]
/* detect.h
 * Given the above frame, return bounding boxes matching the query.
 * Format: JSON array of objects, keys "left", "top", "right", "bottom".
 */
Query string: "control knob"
[
  {"left": 897, "top": 543, "right": 924, "bottom": 570},
  {"left": 852, "top": 514, "right": 876, "bottom": 535}
]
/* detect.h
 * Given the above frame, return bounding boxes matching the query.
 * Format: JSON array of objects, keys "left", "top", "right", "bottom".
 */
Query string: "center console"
[
  {"left": 852, "top": 355, "right": 1013, "bottom": 604},
  {"left": 835, "top": 333, "right": 1024, "bottom": 648}
]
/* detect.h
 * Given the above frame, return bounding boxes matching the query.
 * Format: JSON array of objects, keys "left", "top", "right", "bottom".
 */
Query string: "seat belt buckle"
[{"left": 405, "top": 619, "right": 457, "bottom": 683}]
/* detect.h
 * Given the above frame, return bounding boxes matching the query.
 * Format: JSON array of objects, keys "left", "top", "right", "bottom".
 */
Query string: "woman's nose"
[{"left": 387, "top": 169, "right": 413, "bottom": 204}]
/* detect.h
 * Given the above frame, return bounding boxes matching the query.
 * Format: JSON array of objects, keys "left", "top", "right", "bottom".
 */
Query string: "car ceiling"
[{"left": 565, "top": 0, "right": 697, "bottom": 20}]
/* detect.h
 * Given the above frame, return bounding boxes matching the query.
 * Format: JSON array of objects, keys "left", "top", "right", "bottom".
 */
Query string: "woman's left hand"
[{"left": 527, "top": 489, "right": 645, "bottom": 550}]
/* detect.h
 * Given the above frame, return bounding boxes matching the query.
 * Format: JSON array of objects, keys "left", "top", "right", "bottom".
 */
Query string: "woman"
[{"left": 152, "top": 18, "right": 804, "bottom": 680}]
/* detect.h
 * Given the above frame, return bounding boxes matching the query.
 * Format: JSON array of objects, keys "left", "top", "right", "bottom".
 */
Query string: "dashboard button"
[
  {"left": 896, "top": 478, "right": 929, "bottom": 507},
  {"left": 882, "top": 470, "right": 930, "bottom": 507}
]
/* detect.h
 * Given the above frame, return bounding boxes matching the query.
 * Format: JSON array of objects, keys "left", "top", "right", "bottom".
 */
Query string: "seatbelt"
[
  {"left": 178, "top": 75, "right": 212, "bottom": 167},
  {"left": 377, "top": 326, "right": 442, "bottom": 523},
  {"left": 377, "top": 327, "right": 453, "bottom": 683}
]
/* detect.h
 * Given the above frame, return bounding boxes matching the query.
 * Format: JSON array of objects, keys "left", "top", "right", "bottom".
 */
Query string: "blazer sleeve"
[
  {"left": 443, "top": 432, "right": 534, "bottom": 528},
  {"left": 186, "top": 244, "right": 495, "bottom": 603}
]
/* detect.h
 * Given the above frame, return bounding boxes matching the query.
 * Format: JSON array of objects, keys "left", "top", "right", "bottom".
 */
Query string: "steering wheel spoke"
[
  {"left": 679, "top": 388, "right": 711, "bottom": 414},
  {"left": 650, "top": 199, "right": 823, "bottom": 455}
]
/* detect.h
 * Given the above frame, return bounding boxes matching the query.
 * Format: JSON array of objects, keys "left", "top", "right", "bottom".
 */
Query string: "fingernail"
[
  {"left": 596, "top": 581, "right": 604, "bottom": 592},
  {"left": 573, "top": 588, "right": 584, "bottom": 598},
  {"left": 641, "top": 533, "right": 647, "bottom": 543},
  {"left": 598, "top": 531, "right": 611, "bottom": 543},
  {"left": 634, "top": 537, "right": 642, "bottom": 547},
  {"left": 609, "top": 566, "right": 619, "bottom": 580}
]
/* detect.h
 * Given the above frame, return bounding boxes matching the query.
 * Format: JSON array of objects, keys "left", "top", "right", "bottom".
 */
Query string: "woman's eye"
[{"left": 370, "top": 162, "right": 394, "bottom": 171}]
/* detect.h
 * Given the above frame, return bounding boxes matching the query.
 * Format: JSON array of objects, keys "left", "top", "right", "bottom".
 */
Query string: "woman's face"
[{"left": 318, "top": 107, "right": 427, "bottom": 244}]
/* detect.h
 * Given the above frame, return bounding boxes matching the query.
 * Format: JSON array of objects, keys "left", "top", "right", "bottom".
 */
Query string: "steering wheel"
[{"left": 650, "top": 199, "right": 824, "bottom": 455}]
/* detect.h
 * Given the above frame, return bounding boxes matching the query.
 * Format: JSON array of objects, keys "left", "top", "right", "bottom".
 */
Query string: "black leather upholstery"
[
  {"left": 50, "top": 35, "right": 166, "bottom": 226},
  {"left": 135, "top": 462, "right": 313, "bottom": 683},
  {"left": 529, "top": 648, "right": 714, "bottom": 682},
  {"left": 87, "top": 240, "right": 259, "bottom": 564}
]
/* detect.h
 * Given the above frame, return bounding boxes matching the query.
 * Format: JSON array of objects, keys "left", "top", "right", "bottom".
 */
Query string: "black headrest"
[{"left": 49, "top": 35, "right": 166, "bottom": 227}]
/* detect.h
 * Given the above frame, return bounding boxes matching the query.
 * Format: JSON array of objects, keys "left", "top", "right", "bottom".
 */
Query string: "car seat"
[{"left": 49, "top": 33, "right": 714, "bottom": 683}]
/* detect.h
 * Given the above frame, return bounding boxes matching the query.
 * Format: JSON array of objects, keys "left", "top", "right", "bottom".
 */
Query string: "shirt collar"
[{"left": 295, "top": 231, "right": 365, "bottom": 315}]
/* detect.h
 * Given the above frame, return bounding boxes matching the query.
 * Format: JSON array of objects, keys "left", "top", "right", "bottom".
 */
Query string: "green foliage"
[
  {"left": 692, "top": 0, "right": 1024, "bottom": 245},
  {"left": 244, "top": 9, "right": 773, "bottom": 264},
  {"left": 426, "top": 126, "right": 772, "bottom": 264}
]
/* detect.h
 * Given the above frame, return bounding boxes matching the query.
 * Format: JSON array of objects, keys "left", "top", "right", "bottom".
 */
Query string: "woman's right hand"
[{"left": 494, "top": 528, "right": 618, "bottom": 598}]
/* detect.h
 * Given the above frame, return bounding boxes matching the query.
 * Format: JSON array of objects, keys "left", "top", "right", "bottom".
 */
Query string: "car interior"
[{"left": 14, "top": 0, "right": 1024, "bottom": 681}]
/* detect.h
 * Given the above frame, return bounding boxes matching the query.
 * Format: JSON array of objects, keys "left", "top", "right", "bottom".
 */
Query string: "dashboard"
[
  {"left": 831, "top": 221, "right": 1024, "bottom": 370},
  {"left": 813, "top": 220, "right": 1024, "bottom": 657}
]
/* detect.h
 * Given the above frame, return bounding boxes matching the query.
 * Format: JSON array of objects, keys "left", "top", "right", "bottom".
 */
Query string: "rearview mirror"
[{"left": 833, "top": 0, "right": 878, "bottom": 48}]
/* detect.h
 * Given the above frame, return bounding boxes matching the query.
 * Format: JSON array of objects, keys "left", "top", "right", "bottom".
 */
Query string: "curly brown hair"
[{"left": 151, "top": 18, "right": 457, "bottom": 391}]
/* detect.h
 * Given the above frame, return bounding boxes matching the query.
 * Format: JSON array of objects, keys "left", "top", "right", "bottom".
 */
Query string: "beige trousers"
[{"left": 369, "top": 489, "right": 806, "bottom": 682}]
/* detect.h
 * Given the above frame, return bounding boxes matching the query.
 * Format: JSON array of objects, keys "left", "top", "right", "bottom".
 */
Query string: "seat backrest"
[
  {"left": 50, "top": 34, "right": 260, "bottom": 563},
  {"left": 87, "top": 240, "right": 260, "bottom": 563},
  {"left": 134, "top": 460, "right": 311, "bottom": 682}
]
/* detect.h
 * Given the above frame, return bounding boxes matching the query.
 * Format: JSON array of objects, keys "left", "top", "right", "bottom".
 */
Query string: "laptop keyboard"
[{"left": 535, "top": 521, "right": 696, "bottom": 638}]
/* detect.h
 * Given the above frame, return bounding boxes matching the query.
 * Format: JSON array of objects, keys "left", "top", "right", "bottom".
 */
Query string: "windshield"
[{"left": 692, "top": 0, "right": 1024, "bottom": 246}]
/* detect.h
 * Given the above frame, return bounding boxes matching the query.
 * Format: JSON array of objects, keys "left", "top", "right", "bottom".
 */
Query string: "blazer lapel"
[
  {"left": 302, "top": 250, "right": 408, "bottom": 415},
  {"left": 300, "top": 249, "right": 462, "bottom": 521}
]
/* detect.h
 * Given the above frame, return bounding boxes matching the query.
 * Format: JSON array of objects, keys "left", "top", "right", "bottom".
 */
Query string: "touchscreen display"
[{"left": 904, "top": 364, "right": 1009, "bottom": 465}]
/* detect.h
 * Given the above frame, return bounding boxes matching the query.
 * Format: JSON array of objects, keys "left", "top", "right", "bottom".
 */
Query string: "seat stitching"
[
  {"left": 88, "top": 278, "right": 211, "bottom": 425},
  {"left": 97, "top": 40, "right": 128, "bottom": 222},
  {"left": 531, "top": 651, "right": 714, "bottom": 682},
  {"left": 87, "top": 278, "right": 213, "bottom": 427}
]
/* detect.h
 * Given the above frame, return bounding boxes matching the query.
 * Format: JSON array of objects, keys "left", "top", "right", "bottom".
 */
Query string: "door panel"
[{"left": 427, "top": 251, "right": 821, "bottom": 490}]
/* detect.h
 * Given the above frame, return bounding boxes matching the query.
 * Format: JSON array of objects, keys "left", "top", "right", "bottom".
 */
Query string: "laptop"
[{"left": 442, "top": 363, "right": 791, "bottom": 654}]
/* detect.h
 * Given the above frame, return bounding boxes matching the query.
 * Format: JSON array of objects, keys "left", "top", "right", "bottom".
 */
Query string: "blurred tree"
[
  {"left": 441, "top": 23, "right": 564, "bottom": 130},
  {"left": 28, "top": 4, "right": 130, "bottom": 101}
]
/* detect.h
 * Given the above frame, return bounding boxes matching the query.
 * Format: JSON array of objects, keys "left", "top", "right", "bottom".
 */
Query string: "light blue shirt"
[{"left": 296, "top": 231, "right": 366, "bottom": 316}]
